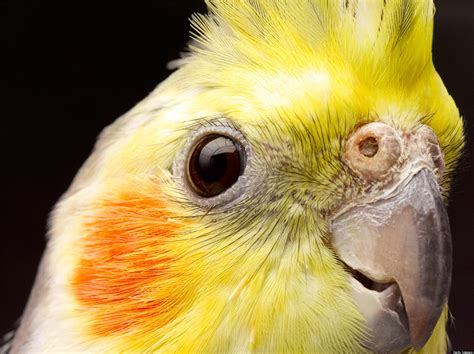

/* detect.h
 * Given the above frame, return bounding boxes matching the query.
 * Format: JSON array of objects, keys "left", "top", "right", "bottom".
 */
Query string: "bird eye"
[
  {"left": 174, "top": 121, "right": 251, "bottom": 208},
  {"left": 343, "top": 122, "right": 403, "bottom": 182},
  {"left": 187, "top": 134, "right": 246, "bottom": 197}
]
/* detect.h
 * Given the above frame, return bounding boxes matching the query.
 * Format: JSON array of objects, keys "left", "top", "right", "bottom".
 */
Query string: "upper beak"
[{"left": 331, "top": 169, "right": 452, "bottom": 351}]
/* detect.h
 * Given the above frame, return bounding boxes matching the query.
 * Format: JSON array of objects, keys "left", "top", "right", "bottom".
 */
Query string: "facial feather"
[{"left": 72, "top": 182, "right": 187, "bottom": 337}]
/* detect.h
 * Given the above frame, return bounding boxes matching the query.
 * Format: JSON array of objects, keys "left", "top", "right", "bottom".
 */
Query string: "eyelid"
[{"left": 180, "top": 117, "right": 242, "bottom": 135}]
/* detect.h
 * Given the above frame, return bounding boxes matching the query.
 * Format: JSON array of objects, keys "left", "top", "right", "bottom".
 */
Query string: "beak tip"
[
  {"left": 413, "top": 344, "right": 424, "bottom": 352},
  {"left": 406, "top": 302, "right": 444, "bottom": 352},
  {"left": 411, "top": 334, "right": 430, "bottom": 352}
]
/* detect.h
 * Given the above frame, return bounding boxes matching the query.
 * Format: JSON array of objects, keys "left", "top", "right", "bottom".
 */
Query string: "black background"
[{"left": 2, "top": 0, "right": 473, "bottom": 349}]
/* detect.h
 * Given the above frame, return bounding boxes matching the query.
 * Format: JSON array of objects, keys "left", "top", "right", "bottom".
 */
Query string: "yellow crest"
[{"left": 187, "top": 0, "right": 436, "bottom": 88}]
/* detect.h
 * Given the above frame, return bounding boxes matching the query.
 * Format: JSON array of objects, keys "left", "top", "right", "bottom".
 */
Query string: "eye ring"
[{"left": 173, "top": 121, "right": 252, "bottom": 208}]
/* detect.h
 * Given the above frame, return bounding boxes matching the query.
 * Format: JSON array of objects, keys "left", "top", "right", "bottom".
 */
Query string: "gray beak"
[{"left": 331, "top": 169, "right": 452, "bottom": 351}]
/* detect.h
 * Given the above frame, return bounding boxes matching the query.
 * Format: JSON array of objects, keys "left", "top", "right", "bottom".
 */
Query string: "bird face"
[
  {"left": 11, "top": 1, "right": 464, "bottom": 353},
  {"left": 169, "top": 106, "right": 454, "bottom": 352},
  {"left": 167, "top": 103, "right": 453, "bottom": 353},
  {"left": 66, "top": 86, "right": 458, "bottom": 352}
]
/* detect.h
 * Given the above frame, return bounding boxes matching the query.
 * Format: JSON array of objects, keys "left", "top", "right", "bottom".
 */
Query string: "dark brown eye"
[{"left": 187, "top": 134, "right": 245, "bottom": 197}]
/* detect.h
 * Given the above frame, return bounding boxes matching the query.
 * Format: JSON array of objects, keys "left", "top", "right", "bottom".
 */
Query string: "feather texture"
[{"left": 11, "top": 1, "right": 462, "bottom": 352}]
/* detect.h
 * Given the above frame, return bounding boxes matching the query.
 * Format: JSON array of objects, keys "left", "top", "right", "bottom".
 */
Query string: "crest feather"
[{"left": 185, "top": 0, "right": 435, "bottom": 87}]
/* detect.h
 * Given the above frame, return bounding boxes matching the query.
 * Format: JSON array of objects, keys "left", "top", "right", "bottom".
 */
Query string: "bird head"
[{"left": 12, "top": 1, "right": 463, "bottom": 352}]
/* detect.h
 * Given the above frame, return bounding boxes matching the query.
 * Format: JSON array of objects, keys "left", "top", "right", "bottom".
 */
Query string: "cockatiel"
[{"left": 10, "top": 0, "right": 463, "bottom": 352}]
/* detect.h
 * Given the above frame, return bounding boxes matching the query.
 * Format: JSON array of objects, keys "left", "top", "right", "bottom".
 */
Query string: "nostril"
[
  {"left": 343, "top": 122, "right": 403, "bottom": 182},
  {"left": 358, "top": 137, "right": 379, "bottom": 158}
]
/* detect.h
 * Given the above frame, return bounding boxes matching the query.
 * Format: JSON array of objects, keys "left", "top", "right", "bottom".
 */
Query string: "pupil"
[
  {"left": 198, "top": 138, "right": 236, "bottom": 182},
  {"left": 189, "top": 135, "right": 244, "bottom": 197}
]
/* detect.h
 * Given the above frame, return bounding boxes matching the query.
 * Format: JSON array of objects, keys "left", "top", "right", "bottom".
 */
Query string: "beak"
[{"left": 331, "top": 169, "right": 452, "bottom": 351}]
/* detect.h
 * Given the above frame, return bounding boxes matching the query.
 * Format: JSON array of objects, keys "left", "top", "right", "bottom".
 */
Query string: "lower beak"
[{"left": 331, "top": 169, "right": 452, "bottom": 351}]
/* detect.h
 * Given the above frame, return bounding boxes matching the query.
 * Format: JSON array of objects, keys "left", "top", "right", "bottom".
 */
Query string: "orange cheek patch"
[{"left": 72, "top": 184, "right": 188, "bottom": 337}]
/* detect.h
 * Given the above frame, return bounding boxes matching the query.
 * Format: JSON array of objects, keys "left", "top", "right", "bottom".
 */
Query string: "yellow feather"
[
  {"left": 14, "top": 1, "right": 462, "bottom": 352},
  {"left": 89, "top": 1, "right": 462, "bottom": 351}
]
